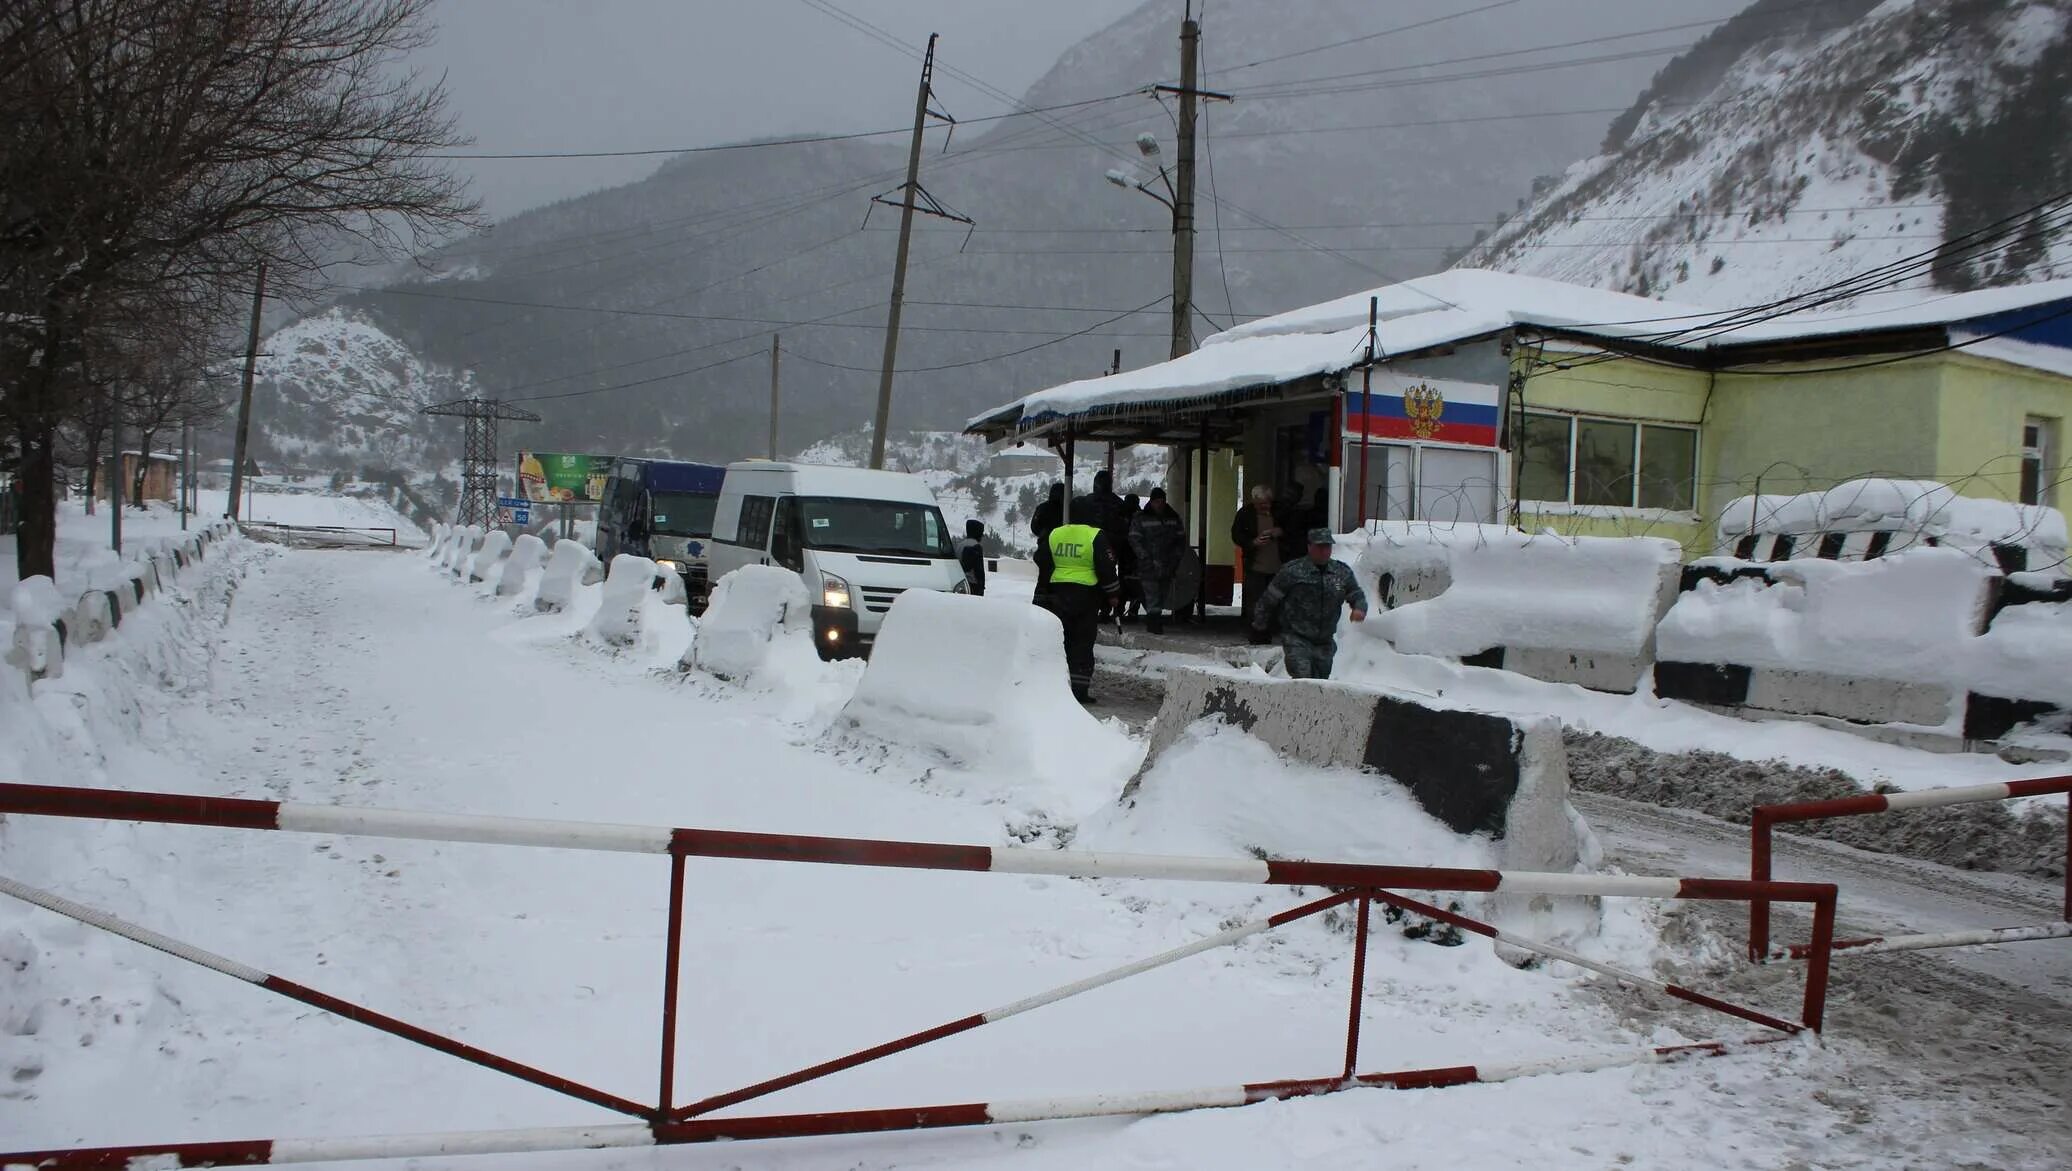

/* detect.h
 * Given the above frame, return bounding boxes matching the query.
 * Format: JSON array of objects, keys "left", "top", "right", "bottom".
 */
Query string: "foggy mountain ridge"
[
  {"left": 1461, "top": 0, "right": 2072, "bottom": 303},
  {"left": 248, "top": 0, "right": 1737, "bottom": 474}
]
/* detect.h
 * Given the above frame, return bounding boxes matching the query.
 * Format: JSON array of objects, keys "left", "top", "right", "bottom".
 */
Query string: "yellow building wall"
[
  {"left": 1934, "top": 353, "right": 2072, "bottom": 513},
  {"left": 1700, "top": 361, "right": 1944, "bottom": 531}
]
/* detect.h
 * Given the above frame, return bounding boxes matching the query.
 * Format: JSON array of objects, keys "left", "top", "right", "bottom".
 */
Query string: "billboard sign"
[{"left": 517, "top": 451, "right": 612, "bottom": 503}]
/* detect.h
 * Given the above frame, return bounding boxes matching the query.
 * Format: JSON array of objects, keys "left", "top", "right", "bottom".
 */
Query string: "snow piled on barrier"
[
  {"left": 1718, "top": 477, "right": 2068, "bottom": 558},
  {"left": 683, "top": 566, "right": 855, "bottom": 712},
  {"left": 1084, "top": 719, "right": 1495, "bottom": 869},
  {"left": 1344, "top": 523, "right": 1678, "bottom": 659},
  {"left": 1657, "top": 548, "right": 1994, "bottom": 682},
  {"left": 493, "top": 534, "right": 545, "bottom": 599},
  {"left": 837, "top": 590, "right": 1140, "bottom": 814},
  {"left": 584, "top": 554, "right": 654, "bottom": 646},
  {"left": 532, "top": 539, "right": 594, "bottom": 612}
]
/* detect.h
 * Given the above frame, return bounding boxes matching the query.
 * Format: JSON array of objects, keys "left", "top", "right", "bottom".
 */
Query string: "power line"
[
  {"left": 426, "top": 94, "right": 1135, "bottom": 159},
  {"left": 786, "top": 294, "right": 1170, "bottom": 374},
  {"left": 1216, "top": 0, "right": 1525, "bottom": 73}
]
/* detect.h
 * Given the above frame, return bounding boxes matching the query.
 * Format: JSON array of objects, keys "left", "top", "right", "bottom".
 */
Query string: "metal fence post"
[
  {"left": 1343, "top": 892, "right": 1371, "bottom": 1080},
  {"left": 659, "top": 850, "right": 687, "bottom": 1116},
  {"left": 1748, "top": 808, "right": 1774, "bottom": 961}
]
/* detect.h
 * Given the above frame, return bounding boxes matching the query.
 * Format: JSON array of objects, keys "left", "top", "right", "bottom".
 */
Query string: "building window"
[
  {"left": 1639, "top": 424, "right": 1698, "bottom": 510},
  {"left": 1517, "top": 411, "right": 1698, "bottom": 511},
  {"left": 1518, "top": 413, "right": 1572, "bottom": 503},
  {"left": 2020, "top": 416, "right": 2056, "bottom": 506}
]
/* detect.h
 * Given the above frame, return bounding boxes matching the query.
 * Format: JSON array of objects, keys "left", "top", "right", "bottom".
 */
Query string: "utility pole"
[
  {"left": 227, "top": 262, "right": 266, "bottom": 521},
  {"left": 869, "top": 37, "right": 936, "bottom": 471},
  {"left": 867, "top": 35, "right": 971, "bottom": 470},
  {"left": 1171, "top": 11, "right": 1201, "bottom": 361},
  {"left": 769, "top": 334, "right": 781, "bottom": 460},
  {"left": 180, "top": 420, "right": 190, "bottom": 531}
]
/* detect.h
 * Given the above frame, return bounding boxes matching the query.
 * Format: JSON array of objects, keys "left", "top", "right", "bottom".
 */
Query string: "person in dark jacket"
[
  {"left": 1231, "top": 485, "right": 1283, "bottom": 643},
  {"left": 956, "top": 519, "right": 987, "bottom": 597},
  {"left": 1073, "top": 469, "right": 1130, "bottom": 621},
  {"left": 1119, "top": 491, "right": 1143, "bottom": 619},
  {"left": 1128, "top": 487, "right": 1188, "bottom": 634},
  {"left": 1030, "top": 482, "right": 1065, "bottom": 607},
  {"left": 1253, "top": 527, "right": 1368, "bottom": 679},
  {"left": 1046, "top": 520, "right": 1119, "bottom": 702}
]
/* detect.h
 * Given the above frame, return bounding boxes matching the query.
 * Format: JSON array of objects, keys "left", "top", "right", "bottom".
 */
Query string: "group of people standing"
[
  {"left": 1029, "top": 469, "right": 1191, "bottom": 703},
  {"left": 1014, "top": 470, "right": 1365, "bottom": 700}
]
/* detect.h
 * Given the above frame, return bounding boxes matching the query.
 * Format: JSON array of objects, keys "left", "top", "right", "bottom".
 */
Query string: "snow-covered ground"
[{"left": 2, "top": 540, "right": 2067, "bottom": 1168}]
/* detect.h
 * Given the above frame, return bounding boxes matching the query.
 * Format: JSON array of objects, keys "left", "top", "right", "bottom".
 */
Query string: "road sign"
[{"left": 496, "top": 496, "right": 531, "bottom": 526}]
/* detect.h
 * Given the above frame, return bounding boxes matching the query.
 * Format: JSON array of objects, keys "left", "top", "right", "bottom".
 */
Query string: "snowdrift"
[{"left": 836, "top": 590, "right": 1139, "bottom": 812}]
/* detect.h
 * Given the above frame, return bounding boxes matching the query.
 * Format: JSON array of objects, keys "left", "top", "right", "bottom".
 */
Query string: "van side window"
[
  {"left": 771, "top": 498, "right": 802, "bottom": 570},
  {"left": 736, "top": 495, "right": 775, "bottom": 547}
]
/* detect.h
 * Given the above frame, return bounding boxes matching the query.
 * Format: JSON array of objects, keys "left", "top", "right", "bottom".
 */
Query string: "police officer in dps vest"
[
  {"left": 1044, "top": 519, "right": 1120, "bottom": 703},
  {"left": 1252, "top": 527, "right": 1367, "bottom": 679}
]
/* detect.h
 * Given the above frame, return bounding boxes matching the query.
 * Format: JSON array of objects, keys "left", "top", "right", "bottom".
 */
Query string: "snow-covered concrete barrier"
[
  {"left": 1130, "top": 666, "right": 1588, "bottom": 878},
  {"left": 4, "top": 520, "right": 237, "bottom": 685},
  {"left": 426, "top": 521, "right": 448, "bottom": 558},
  {"left": 1716, "top": 477, "right": 2068, "bottom": 571},
  {"left": 1654, "top": 548, "right": 1995, "bottom": 728},
  {"left": 533, "top": 539, "right": 594, "bottom": 613},
  {"left": 1348, "top": 524, "right": 1680, "bottom": 694},
  {"left": 494, "top": 534, "right": 546, "bottom": 599},
  {"left": 447, "top": 525, "right": 482, "bottom": 577},
  {"left": 836, "top": 590, "right": 1139, "bottom": 809},
  {"left": 468, "top": 530, "right": 512, "bottom": 584},
  {"left": 584, "top": 554, "right": 655, "bottom": 645},
  {"left": 684, "top": 565, "right": 823, "bottom": 686}
]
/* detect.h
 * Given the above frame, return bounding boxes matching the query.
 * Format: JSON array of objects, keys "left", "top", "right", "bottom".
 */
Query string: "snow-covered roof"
[{"left": 969, "top": 270, "right": 2072, "bottom": 433}]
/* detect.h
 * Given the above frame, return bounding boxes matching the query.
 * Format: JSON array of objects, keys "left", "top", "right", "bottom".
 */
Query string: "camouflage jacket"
[{"left": 1254, "top": 557, "right": 1367, "bottom": 645}]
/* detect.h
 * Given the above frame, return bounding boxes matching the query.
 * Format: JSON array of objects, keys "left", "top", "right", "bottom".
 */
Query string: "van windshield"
[
  {"left": 649, "top": 492, "right": 718, "bottom": 538},
  {"left": 795, "top": 496, "right": 952, "bottom": 558}
]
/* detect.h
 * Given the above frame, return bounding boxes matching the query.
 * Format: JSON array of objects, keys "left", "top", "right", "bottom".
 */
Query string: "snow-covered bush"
[
  {"left": 684, "top": 565, "right": 822, "bottom": 687},
  {"left": 836, "top": 590, "right": 1138, "bottom": 810},
  {"left": 468, "top": 530, "right": 512, "bottom": 583},
  {"left": 495, "top": 534, "right": 546, "bottom": 599},
  {"left": 534, "top": 540, "right": 595, "bottom": 613}
]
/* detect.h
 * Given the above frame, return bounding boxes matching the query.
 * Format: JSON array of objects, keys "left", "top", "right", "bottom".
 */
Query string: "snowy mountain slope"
[
  {"left": 245, "top": 309, "right": 468, "bottom": 472},
  {"left": 1461, "top": 0, "right": 2072, "bottom": 304}
]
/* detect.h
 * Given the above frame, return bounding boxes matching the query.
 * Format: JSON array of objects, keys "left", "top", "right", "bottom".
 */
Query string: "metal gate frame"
[
  {"left": 1748, "top": 775, "right": 2072, "bottom": 961},
  {"left": 1, "top": 782, "right": 1836, "bottom": 1168}
]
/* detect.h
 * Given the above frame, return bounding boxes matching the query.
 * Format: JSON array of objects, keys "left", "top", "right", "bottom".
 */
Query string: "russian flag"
[{"left": 1345, "top": 378, "right": 1500, "bottom": 448}]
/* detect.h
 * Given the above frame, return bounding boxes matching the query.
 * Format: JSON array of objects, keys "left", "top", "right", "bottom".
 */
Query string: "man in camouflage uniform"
[{"left": 1252, "top": 527, "right": 1368, "bottom": 679}]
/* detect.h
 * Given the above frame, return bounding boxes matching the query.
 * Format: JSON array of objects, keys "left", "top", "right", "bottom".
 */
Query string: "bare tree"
[{"left": 1, "top": 0, "right": 477, "bottom": 579}]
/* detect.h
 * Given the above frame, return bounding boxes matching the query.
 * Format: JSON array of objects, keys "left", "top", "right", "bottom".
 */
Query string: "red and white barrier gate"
[
  {"left": 1749, "top": 775, "right": 2072, "bottom": 962},
  {"left": 0, "top": 782, "right": 1836, "bottom": 1168}
]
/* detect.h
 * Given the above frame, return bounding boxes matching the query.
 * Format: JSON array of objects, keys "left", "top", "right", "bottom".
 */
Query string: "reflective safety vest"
[{"left": 1048, "top": 524, "right": 1101, "bottom": 587}]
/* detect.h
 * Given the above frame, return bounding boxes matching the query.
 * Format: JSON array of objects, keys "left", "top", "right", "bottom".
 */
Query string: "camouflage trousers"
[{"left": 1280, "top": 635, "right": 1336, "bottom": 680}]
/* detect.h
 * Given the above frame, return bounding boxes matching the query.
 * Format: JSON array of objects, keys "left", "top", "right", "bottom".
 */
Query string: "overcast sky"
[{"left": 415, "top": 0, "right": 1141, "bottom": 218}]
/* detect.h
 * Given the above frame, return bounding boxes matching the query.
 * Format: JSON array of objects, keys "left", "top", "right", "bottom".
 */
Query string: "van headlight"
[
  {"left": 821, "top": 572, "right": 852, "bottom": 609},
  {"left": 654, "top": 558, "right": 684, "bottom": 573}
]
